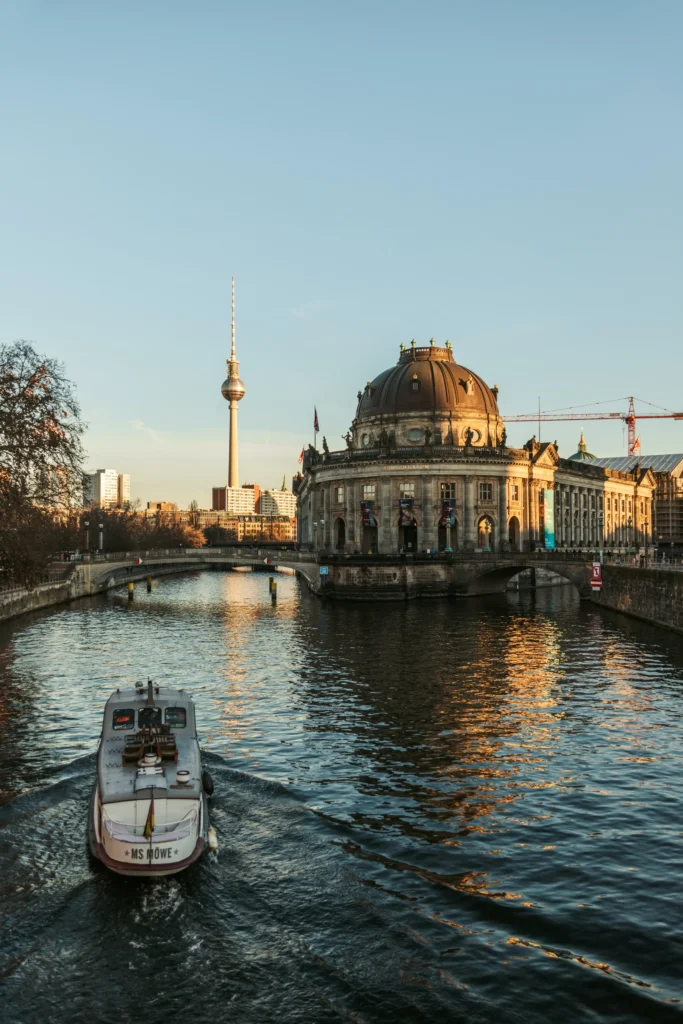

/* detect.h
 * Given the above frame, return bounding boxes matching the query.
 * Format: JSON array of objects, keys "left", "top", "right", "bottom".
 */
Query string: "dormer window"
[
  {"left": 465, "top": 376, "right": 474, "bottom": 396},
  {"left": 411, "top": 374, "right": 420, "bottom": 392}
]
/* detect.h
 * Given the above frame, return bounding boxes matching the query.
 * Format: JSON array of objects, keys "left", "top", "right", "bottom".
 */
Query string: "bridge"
[
  {"left": 3, "top": 547, "right": 680, "bottom": 635},
  {"left": 67, "top": 547, "right": 597, "bottom": 600}
]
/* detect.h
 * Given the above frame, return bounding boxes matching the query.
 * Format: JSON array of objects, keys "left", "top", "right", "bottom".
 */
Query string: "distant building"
[
  {"left": 259, "top": 487, "right": 298, "bottom": 517},
  {"left": 118, "top": 474, "right": 131, "bottom": 506},
  {"left": 211, "top": 484, "right": 258, "bottom": 514},
  {"left": 589, "top": 453, "right": 683, "bottom": 555},
  {"left": 147, "top": 501, "right": 178, "bottom": 511},
  {"left": 84, "top": 469, "right": 130, "bottom": 508},
  {"left": 146, "top": 505, "right": 297, "bottom": 544}
]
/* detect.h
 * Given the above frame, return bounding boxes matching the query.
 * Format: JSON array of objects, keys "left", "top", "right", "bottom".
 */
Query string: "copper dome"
[{"left": 356, "top": 343, "right": 500, "bottom": 421}]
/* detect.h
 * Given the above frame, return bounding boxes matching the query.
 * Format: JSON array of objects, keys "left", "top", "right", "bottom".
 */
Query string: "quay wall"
[
  {"left": 592, "top": 566, "right": 683, "bottom": 635},
  {"left": 0, "top": 578, "right": 78, "bottom": 623}
]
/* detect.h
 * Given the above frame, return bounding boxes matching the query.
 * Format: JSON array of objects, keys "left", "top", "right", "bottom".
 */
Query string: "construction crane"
[{"left": 504, "top": 396, "right": 683, "bottom": 456}]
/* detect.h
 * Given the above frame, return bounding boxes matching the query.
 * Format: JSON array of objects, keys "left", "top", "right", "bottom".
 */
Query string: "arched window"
[{"left": 477, "top": 516, "right": 494, "bottom": 551}]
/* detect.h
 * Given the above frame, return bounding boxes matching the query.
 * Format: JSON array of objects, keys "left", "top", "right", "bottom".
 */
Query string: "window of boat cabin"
[
  {"left": 138, "top": 706, "right": 162, "bottom": 729},
  {"left": 165, "top": 707, "right": 187, "bottom": 728},
  {"left": 112, "top": 708, "right": 136, "bottom": 730}
]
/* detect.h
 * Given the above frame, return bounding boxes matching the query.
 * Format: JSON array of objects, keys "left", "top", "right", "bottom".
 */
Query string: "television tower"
[{"left": 220, "top": 277, "right": 246, "bottom": 487}]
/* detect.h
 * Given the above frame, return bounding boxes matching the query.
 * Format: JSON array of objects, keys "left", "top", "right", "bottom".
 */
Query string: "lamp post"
[
  {"left": 627, "top": 516, "right": 633, "bottom": 559},
  {"left": 84, "top": 520, "right": 90, "bottom": 557},
  {"left": 98, "top": 522, "right": 104, "bottom": 553},
  {"left": 643, "top": 520, "right": 649, "bottom": 566}
]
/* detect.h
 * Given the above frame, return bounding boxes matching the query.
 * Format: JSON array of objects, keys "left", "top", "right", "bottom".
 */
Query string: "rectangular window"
[
  {"left": 165, "top": 707, "right": 187, "bottom": 728},
  {"left": 621, "top": 500, "right": 625, "bottom": 513},
  {"left": 441, "top": 482, "right": 456, "bottom": 500},
  {"left": 511, "top": 483, "right": 519, "bottom": 502},
  {"left": 336, "top": 486, "right": 344, "bottom": 504},
  {"left": 628, "top": 500, "right": 632, "bottom": 513},
  {"left": 112, "top": 708, "right": 136, "bottom": 731},
  {"left": 138, "top": 706, "right": 162, "bottom": 729},
  {"left": 479, "top": 482, "right": 493, "bottom": 502},
  {"left": 362, "top": 484, "right": 376, "bottom": 500},
  {"left": 607, "top": 498, "right": 611, "bottom": 511},
  {"left": 399, "top": 483, "right": 415, "bottom": 498}
]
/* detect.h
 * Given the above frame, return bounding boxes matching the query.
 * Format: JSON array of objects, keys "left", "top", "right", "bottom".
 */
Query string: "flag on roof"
[
  {"left": 632, "top": 436, "right": 641, "bottom": 454},
  {"left": 298, "top": 447, "right": 304, "bottom": 464}
]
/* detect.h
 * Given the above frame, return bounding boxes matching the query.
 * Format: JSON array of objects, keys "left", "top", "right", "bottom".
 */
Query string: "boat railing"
[{"left": 103, "top": 808, "right": 197, "bottom": 843}]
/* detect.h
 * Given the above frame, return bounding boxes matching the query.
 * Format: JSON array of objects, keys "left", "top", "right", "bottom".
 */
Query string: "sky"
[{"left": 1, "top": 1, "right": 682, "bottom": 507}]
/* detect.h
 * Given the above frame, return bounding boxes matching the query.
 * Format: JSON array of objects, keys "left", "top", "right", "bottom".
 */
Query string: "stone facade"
[{"left": 297, "top": 344, "right": 656, "bottom": 555}]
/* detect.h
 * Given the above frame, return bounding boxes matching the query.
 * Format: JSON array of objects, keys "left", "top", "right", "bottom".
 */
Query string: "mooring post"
[
  {"left": 271, "top": 579, "right": 277, "bottom": 602},
  {"left": 128, "top": 582, "right": 134, "bottom": 601},
  {"left": 146, "top": 576, "right": 152, "bottom": 593}
]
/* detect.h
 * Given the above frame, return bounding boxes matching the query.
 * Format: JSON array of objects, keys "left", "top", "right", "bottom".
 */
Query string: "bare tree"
[
  {"left": 0, "top": 341, "right": 85, "bottom": 506},
  {"left": 0, "top": 341, "right": 86, "bottom": 584}
]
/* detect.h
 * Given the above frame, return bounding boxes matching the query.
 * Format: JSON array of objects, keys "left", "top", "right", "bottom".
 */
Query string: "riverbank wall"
[{"left": 592, "top": 566, "right": 683, "bottom": 635}]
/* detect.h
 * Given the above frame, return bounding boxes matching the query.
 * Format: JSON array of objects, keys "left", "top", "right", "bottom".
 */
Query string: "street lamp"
[
  {"left": 84, "top": 520, "right": 90, "bottom": 556},
  {"left": 98, "top": 523, "right": 104, "bottom": 553},
  {"left": 643, "top": 520, "right": 649, "bottom": 565}
]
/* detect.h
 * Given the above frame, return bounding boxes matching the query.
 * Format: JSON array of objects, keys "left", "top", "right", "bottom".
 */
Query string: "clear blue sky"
[{"left": 1, "top": 1, "right": 682, "bottom": 507}]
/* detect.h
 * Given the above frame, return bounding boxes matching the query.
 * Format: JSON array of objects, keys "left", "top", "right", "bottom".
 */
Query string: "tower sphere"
[{"left": 221, "top": 376, "right": 246, "bottom": 401}]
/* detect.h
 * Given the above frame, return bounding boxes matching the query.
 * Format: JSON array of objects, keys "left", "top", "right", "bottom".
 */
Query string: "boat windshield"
[
  {"left": 138, "top": 707, "right": 162, "bottom": 729},
  {"left": 112, "top": 709, "right": 136, "bottom": 730},
  {"left": 165, "top": 707, "right": 187, "bottom": 728}
]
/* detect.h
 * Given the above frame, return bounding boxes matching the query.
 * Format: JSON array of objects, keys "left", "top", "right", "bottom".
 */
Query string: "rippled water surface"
[{"left": 2, "top": 571, "right": 683, "bottom": 1023}]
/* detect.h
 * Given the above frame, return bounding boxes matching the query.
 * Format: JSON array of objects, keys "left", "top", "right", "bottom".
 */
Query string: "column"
[
  {"left": 380, "top": 477, "right": 392, "bottom": 553},
  {"left": 346, "top": 481, "right": 356, "bottom": 550},
  {"left": 422, "top": 476, "right": 437, "bottom": 552},
  {"left": 464, "top": 476, "right": 475, "bottom": 550},
  {"left": 498, "top": 475, "right": 507, "bottom": 552},
  {"left": 323, "top": 485, "right": 330, "bottom": 549}
]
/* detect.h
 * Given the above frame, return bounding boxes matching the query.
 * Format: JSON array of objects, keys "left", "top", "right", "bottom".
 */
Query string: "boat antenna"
[{"left": 146, "top": 678, "right": 154, "bottom": 706}]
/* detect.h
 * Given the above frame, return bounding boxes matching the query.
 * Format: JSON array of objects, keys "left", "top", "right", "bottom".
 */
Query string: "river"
[{"left": 1, "top": 571, "right": 683, "bottom": 1023}]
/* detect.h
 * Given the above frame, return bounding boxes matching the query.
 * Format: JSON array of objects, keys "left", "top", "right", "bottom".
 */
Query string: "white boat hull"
[{"left": 88, "top": 787, "right": 209, "bottom": 878}]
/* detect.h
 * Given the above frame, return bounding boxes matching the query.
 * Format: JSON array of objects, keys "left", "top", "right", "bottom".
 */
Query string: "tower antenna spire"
[{"left": 231, "top": 275, "right": 236, "bottom": 360}]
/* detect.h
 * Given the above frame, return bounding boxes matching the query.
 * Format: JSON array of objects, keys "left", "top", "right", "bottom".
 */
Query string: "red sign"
[{"left": 591, "top": 562, "right": 602, "bottom": 591}]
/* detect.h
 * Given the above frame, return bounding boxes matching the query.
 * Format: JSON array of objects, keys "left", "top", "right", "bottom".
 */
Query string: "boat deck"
[{"left": 97, "top": 686, "right": 202, "bottom": 803}]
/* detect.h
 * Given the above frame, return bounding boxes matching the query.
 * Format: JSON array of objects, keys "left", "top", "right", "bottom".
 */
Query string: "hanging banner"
[
  {"left": 591, "top": 562, "right": 602, "bottom": 591},
  {"left": 360, "top": 500, "right": 377, "bottom": 527},
  {"left": 440, "top": 498, "right": 456, "bottom": 527},
  {"left": 398, "top": 498, "right": 414, "bottom": 526},
  {"left": 543, "top": 489, "right": 555, "bottom": 550}
]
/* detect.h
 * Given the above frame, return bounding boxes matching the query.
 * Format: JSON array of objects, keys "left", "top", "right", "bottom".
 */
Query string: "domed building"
[{"left": 297, "top": 342, "right": 655, "bottom": 556}]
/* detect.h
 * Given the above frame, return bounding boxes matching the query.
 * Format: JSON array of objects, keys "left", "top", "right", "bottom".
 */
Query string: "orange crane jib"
[{"left": 504, "top": 397, "right": 683, "bottom": 457}]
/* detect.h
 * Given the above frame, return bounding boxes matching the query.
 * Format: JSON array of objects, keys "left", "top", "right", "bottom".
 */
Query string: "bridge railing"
[{"left": 78, "top": 547, "right": 312, "bottom": 565}]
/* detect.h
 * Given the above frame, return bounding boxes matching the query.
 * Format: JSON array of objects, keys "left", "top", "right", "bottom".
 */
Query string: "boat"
[{"left": 88, "top": 680, "right": 217, "bottom": 877}]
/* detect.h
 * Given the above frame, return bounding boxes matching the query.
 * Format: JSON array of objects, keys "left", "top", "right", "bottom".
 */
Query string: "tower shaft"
[{"left": 229, "top": 401, "right": 239, "bottom": 487}]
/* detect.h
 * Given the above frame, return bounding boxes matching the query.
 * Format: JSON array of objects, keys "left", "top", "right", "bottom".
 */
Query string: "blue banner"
[{"left": 543, "top": 489, "right": 555, "bottom": 550}]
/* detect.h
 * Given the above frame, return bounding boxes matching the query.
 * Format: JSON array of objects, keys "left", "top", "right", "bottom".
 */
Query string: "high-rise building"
[
  {"left": 84, "top": 469, "right": 130, "bottom": 508},
  {"left": 259, "top": 487, "right": 298, "bottom": 517},
  {"left": 211, "top": 484, "right": 257, "bottom": 514},
  {"left": 220, "top": 277, "right": 246, "bottom": 488},
  {"left": 117, "top": 474, "right": 131, "bottom": 507}
]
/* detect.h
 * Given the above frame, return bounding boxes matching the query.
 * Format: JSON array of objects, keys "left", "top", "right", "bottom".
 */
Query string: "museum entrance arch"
[
  {"left": 477, "top": 515, "right": 494, "bottom": 552},
  {"left": 334, "top": 517, "right": 346, "bottom": 551},
  {"left": 399, "top": 519, "right": 418, "bottom": 552},
  {"left": 508, "top": 516, "right": 520, "bottom": 552},
  {"left": 362, "top": 524, "right": 378, "bottom": 554}
]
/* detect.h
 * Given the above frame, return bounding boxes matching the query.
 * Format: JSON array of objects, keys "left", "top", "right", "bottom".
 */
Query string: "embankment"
[{"left": 592, "top": 566, "right": 683, "bottom": 635}]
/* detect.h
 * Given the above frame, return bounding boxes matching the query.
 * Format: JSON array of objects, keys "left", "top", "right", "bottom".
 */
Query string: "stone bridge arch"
[{"left": 455, "top": 558, "right": 592, "bottom": 597}]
